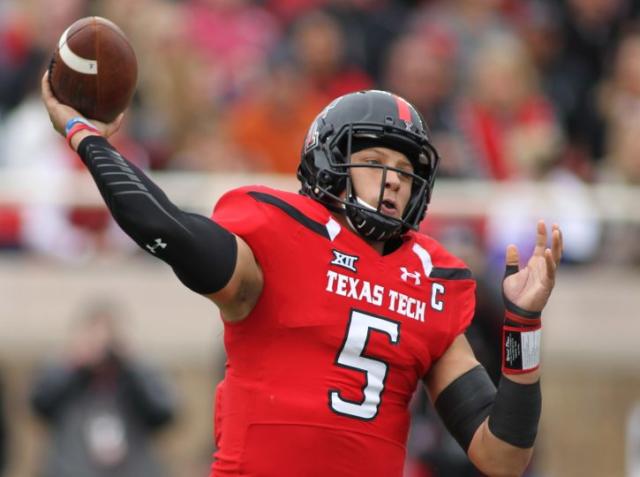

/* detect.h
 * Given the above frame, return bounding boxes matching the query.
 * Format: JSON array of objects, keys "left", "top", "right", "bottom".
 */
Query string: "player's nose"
[{"left": 384, "top": 168, "right": 401, "bottom": 191}]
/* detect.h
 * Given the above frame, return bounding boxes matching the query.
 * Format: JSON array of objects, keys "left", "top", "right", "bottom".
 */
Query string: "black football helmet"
[{"left": 298, "top": 90, "right": 440, "bottom": 241}]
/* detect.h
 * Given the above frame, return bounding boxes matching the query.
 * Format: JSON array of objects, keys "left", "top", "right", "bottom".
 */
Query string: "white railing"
[{"left": 2, "top": 169, "right": 639, "bottom": 222}]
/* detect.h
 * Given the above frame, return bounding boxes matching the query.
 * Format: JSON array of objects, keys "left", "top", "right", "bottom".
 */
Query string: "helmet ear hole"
[
  {"left": 317, "top": 168, "right": 346, "bottom": 194},
  {"left": 311, "top": 147, "right": 346, "bottom": 195},
  {"left": 317, "top": 169, "right": 332, "bottom": 188}
]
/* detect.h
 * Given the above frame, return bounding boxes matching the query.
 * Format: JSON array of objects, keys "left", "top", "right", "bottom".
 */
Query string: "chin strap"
[{"left": 345, "top": 197, "right": 402, "bottom": 241}]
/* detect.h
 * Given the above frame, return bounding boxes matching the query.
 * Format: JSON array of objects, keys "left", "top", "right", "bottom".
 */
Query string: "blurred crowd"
[
  {"left": 2, "top": 0, "right": 640, "bottom": 265},
  {"left": 2, "top": 1, "right": 640, "bottom": 476}
]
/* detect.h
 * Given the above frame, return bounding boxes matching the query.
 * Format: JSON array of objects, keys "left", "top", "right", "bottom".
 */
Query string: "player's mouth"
[
  {"left": 355, "top": 196, "right": 400, "bottom": 218},
  {"left": 380, "top": 199, "right": 398, "bottom": 217}
]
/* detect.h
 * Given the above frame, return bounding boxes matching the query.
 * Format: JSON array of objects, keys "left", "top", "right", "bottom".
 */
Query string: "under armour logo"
[
  {"left": 400, "top": 267, "right": 421, "bottom": 285},
  {"left": 146, "top": 238, "right": 167, "bottom": 254},
  {"left": 331, "top": 250, "right": 359, "bottom": 272}
]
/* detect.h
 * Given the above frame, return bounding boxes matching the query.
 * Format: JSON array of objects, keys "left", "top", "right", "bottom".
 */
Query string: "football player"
[{"left": 42, "top": 72, "right": 562, "bottom": 477}]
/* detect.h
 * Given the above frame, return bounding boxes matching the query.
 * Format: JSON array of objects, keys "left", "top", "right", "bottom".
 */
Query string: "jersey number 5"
[{"left": 329, "top": 310, "right": 400, "bottom": 420}]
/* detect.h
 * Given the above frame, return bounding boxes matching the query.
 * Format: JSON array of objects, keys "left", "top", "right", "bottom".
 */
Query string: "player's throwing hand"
[{"left": 41, "top": 71, "right": 123, "bottom": 140}]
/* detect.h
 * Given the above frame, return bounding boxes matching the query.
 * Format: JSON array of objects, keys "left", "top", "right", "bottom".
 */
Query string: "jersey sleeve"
[
  {"left": 211, "top": 186, "right": 298, "bottom": 279},
  {"left": 211, "top": 186, "right": 271, "bottom": 239},
  {"left": 449, "top": 277, "right": 476, "bottom": 339},
  {"left": 429, "top": 277, "right": 476, "bottom": 364},
  {"left": 424, "top": 236, "right": 478, "bottom": 362}
]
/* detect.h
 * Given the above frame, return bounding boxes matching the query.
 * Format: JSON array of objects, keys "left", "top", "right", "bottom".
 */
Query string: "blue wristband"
[{"left": 64, "top": 117, "right": 97, "bottom": 137}]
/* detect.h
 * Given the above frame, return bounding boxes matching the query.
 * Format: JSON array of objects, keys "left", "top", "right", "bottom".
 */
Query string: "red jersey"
[{"left": 210, "top": 186, "right": 476, "bottom": 476}]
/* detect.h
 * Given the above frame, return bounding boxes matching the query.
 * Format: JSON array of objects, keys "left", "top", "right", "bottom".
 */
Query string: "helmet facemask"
[{"left": 308, "top": 123, "right": 438, "bottom": 241}]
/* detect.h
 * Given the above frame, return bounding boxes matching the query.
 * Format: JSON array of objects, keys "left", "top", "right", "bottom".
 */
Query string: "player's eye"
[
  {"left": 399, "top": 165, "right": 415, "bottom": 178},
  {"left": 398, "top": 172, "right": 413, "bottom": 182}
]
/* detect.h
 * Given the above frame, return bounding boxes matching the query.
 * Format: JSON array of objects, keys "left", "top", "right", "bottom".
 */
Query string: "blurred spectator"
[
  {"left": 183, "top": 0, "right": 282, "bottom": 100},
  {"left": 597, "top": 115, "right": 640, "bottom": 266},
  {"left": 512, "top": 2, "right": 571, "bottom": 134},
  {"left": 382, "top": 31, "right": 464, "bottom": 177},
  {"left": 30, "top": 301, "right": 176, "bottom": 477},
  {"left": 288, "top": 10, "right": 373, "bottom": 100},
  {"left": 601, "top": 115, "right": 640, "bottom": 185},
  {"left": 0, "top": 6, "right": 40, "bottom": 118},
  {"left": 598, "top": 29, "right": 640, "bottom": 147},
  {"left": 552, "top": 0, "right": 637, "bottom": 161},
  {"left": 0, "top": 0, "right": 149, "bottom": 261},
  {"left": 441, "top": 32, "right": 603, "bottom": 269},
  {"left": 412, "top": 0, "right": 515, "bottom": 85},
  {"left": 454, "top": 33, "right": 564, "bottom": 179},
  {"left": 510, "top": 2, "right": 563, "bottom": 95},
  {"left": 592, "top": 27, "right": 640, "bottom": 188},
  {"left": 384, "top": 31, "right": 456, "bottom": 132},
  {"left": 0, "top": 1, "right": 146, "bottom": 255},
  {"left": 225, "top": 59, "right": 326, "bottom": 173},
  {"left": 323, "top": 0, "right": 412, "bottom": 83},
  {"left": 0, "top": 0, "right": 90, "bottom": 250},
  {"left": 0, "top": 0, "right": 88, "bottom": 118},
  {"left": 0, "top": 90, "right": 148, "bottom": 260},
  {"left": 100, "top": 0, "right": 283, "bottom": 170},
  {"left": 98, "top": 0, "right": 219, "bottom": 169},
  {"left": 172, "top": 111, "right": 251, "bottom": 171},
  {"left": 265, "top": 0, "right": 330, "bottom": 24}
]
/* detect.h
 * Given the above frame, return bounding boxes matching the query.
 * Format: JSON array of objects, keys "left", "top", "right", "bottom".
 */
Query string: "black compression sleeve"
[
  {"left": 434, "top": 365, "right": 497, "bottom": 451},
  {"left": 76, "top": 135, "right": 237, "bottom": 294}
]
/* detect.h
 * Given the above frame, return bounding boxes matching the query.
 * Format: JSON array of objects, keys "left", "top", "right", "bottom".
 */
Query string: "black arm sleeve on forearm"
[{"left": 77, "top": 135, "right": 237, "bottom": 294}]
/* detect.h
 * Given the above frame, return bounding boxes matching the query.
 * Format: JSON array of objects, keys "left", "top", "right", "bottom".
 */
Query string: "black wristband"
[
  {"left": 503, "top": 297, "right": 542, "bottom": 320},
  {"left": 488, "top": 377, "right": 541, "bottom": 448}
]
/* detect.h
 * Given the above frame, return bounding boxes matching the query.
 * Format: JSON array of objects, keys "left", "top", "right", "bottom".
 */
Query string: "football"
[{"left": 49, "top": 16, "right": 137, "bottom": 123}]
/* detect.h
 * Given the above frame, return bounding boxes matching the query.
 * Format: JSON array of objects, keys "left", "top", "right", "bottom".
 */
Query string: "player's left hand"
[{"left": 502, "top": 220, "right": 563, "bottom": 312}]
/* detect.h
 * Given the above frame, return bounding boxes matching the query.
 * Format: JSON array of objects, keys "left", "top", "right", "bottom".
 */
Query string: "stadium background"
[{"left": 1, "top": 0, "right": 640, "bottom": 476}]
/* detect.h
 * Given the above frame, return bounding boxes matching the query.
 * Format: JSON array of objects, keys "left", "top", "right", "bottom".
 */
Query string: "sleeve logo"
[{"left": 146, "top": 238, "right": 167, "bottom": 254}]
